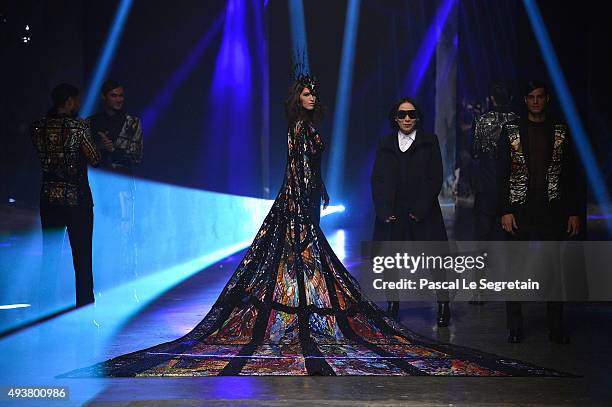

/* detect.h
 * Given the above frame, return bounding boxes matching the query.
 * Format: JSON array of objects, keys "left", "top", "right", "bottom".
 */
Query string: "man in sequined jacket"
[
  {"left": 498, "top": 80, "right": 581, "bottom": 344},
  {"left": 88, "top": 80, "right": 143, "bottom": 176},
  {"left": 88, "top": 80, "right": 143, "bottom": 290},
  {"left": 31, "top": 83, "right": 101, "bottom": 307},
  {"left": 472, "top": 82, "right": 519, "bottom": 241},
  {"left": 470, "top": 83, "right": 519, "bottom": 304}
]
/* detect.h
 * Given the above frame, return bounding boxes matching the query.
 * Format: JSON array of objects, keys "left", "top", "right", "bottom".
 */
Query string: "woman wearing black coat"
[{"left": 371, "top": 97, "right": 450, "bottom": 326}]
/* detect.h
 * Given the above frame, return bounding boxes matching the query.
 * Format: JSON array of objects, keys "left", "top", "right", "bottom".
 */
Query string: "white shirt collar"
[
  {"left": 398, "top": 129, "right": 416, "bottom": 140},
  {"left": 397, "top": 129, "right": 417, "bottom": 152}
]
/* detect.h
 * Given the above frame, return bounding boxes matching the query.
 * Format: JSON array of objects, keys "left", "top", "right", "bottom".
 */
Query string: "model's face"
[
  {"left": 103, "top": 87, "right": 125, "bottom": 111},
  {"left": 525, "top": 87, "right": 548, "bottom": 115},
  {"left": 300, "top": 87, "right": 316, "bottom": 110},
  {"left": 395, "top": 102, "right": 418, "bottom": 134}
]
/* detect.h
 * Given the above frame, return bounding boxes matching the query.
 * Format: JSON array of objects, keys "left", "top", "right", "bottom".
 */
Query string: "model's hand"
[
  {"left": 322, "top": 191, "right": 330, "bottom": 210},
  {"left": 384, "top": 215, "right": 397, "bottom": 223},
  {"left": 567, "top": 216, "right": 581, "bottom": 237},
  {"left": 409, "top": 213, "right": 419, "bottom": 222},
  {"left": 98, "top": 132, "right": 114, "bottom": 152},
  {"left": 501, "top": 214, "right": 518, "bottom": 235}
]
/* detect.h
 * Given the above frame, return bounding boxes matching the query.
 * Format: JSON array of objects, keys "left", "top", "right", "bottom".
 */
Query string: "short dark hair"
[
  {"left": 524, "top": 80, "right": 549, "bottom": 97},
  {"left": 388, "top": 97, "right": 423, "bottom": 131},
  {"left": 101, "top": 80, "right": 123, "bottom": 96},
  {"left": 51, "top": 83, "right": 79, "bottom": 108},
  {"left": 490, "top": 81, "right": 512, "bottom": 106}
]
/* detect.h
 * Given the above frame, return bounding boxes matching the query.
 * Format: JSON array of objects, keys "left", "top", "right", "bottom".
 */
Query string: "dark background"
[{"left": 1, "top": 0, "right": 610, "bottom": 226}]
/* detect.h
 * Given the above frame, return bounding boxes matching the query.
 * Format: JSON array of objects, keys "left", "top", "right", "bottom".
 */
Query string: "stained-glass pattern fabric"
[
  {"left": 31, "top": 114, "right": 101, "bottom": 207},
  {"left": 62, "top": 121, "right": 571, "bottom": 377}
]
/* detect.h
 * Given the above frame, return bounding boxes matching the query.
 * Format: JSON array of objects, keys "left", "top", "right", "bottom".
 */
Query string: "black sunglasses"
[{"left": 396, "top": 109, "right": 418, "bottom": 120}]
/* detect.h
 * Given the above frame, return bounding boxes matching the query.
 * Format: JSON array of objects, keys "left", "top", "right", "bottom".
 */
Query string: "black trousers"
[
  {"left": 474, "top": 210, "right": 505, "bottom": 294},
  {"left": 386, "top": 216, "right": 449, "bottom": 303},
  {"left": 506, "top": 219, "right": 565, "bottom": 333},
  {"left": 40, "top": 204, "right": 95, "bottom": 307},
  {"left": 474, "top": 210, "right": 505, "bottom": 241}
]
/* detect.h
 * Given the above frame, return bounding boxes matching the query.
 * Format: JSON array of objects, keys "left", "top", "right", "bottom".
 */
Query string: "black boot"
[
  {"left": 437, "top": 301, "right": 450, "bottom": 327},
  {"left": 547, "top": 302, "right": 568, "bottom": 344},
  {"left": 387, "top": 301, "right": 399, "bottom": 319}
]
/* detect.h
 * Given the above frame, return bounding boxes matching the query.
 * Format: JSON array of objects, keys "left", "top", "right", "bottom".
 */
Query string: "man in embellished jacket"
[
  {"left": 498, "top": 80, "right": 581, "bottom": 344},
  {"left": 88, "top": 80, "right": 143, "bottom": 290},
  {"left": 31, "top": 83, "right": 101, "bottom": 307},
  {"left": 89, "top": 80, "right": 143, "bottom": 176},
  {"left": 470, "top": 82, "right": 519, "bottom": 304},
  {"left": 472, "top": 82, "right": 519, "bottom": 241}
]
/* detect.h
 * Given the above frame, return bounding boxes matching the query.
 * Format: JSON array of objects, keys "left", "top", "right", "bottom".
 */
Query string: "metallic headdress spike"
[{"left": 292, "top": 50, "right": 317, "bottom": 95}]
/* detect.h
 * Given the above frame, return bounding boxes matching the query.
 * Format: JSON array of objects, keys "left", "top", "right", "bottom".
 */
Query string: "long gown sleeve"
[{"left": 283, "top": 120, "right": 324, "bottom": 215}]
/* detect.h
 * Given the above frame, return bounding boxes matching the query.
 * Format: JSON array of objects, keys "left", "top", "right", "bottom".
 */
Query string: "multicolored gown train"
[{"left": 63, "top": 121, "right": 569, "bottom": 377}]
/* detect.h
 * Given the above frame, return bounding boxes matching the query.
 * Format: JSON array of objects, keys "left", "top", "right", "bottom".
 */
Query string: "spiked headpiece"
[{"left": 291, "top": 52, "right": 317, "bottom": 95}]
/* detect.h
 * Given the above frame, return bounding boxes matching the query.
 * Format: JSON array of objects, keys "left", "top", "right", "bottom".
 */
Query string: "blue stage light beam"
[
  {"left": 80, "top": 0, "right": 133, "bottom": 117},
  {"left": 0, "top": 238, "right": 258, "bottom": 404},
  {"left": 288, "top": 0, "right": 309, "bottom": 69},
  {"left": 0, "top": 168, "right": 275, "bottom": 334},
  {"left": 140, "top": 13, "right": 224, "bottom": 134},
  {"left": 402, "top": 0, "right": 457, "bottom": 96},
  {"left": 0, "top": 227, "right": 350, "bottom": 405},
  {"left": 328, "top": 229, "right": 346, "bottom": 261},
  {"left": 327, "top": 0, "right": 361, "bottom": 200},
  {"left": 252, "top": 0, "right": 271, "bottom": 197},
  {"left": 522, "top": 0, "right": 612, "bottom": 232},
  {"left": 204, "top": 0, "right": 258, "bottom": 193},
  {"left": 322, "top": 204, "right": 345, "bottom": 217}
]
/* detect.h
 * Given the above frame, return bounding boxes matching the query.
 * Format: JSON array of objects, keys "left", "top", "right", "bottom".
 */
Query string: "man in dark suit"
[
  {"left": 499, "top": 80, "right": 581, "bottom": 344},
  {"left": 31, "top": 83, "right": 101, "bottom": 307},
  {"left": 371, "top": 97, "right": 450, "bottom": 326}
]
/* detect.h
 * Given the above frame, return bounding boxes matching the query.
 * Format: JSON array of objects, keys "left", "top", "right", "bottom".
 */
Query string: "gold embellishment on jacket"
[
  {"left": 508, "top": 124, "right": 567, "bottom": 206},
  {"left": 508, "top": 125, "right": 528, "bottom": 205},
  {"left": 31, "top": 117, "right": 100, "bottom": 206},
  {"left": 115, "top": 115, "right": 144, "bottom": 165},
  {"left": 547, "top": 124, "right": 566, "bottom": 201}
]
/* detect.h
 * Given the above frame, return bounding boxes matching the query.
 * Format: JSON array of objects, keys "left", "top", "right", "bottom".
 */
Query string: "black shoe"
[
  {"left": 507, "top": 328, "right": 523, "bottom": 343},
  {"left": 387, "top": 301, "right": 399, "bottom": 319},
  {"left": 437, "top": 302, "right": 450, "bottom": 327},
  {"left": 548, "top": 330, "right": 570, "bottom": 344}
]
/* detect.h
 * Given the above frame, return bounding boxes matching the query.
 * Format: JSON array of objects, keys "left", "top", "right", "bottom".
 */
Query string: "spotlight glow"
[
  {"left": 329, "top": 229, "right": 346, "bottom": 260},
  {"left": 80, "top": 0, "right": 133, "bottom": 117},
  {"left": 322, "top": 204, "right": 346, "bottom": 216},
  {"left": 288, "top": 0, "right": 309, "bottom": 69},
  {"left": 140, "top": 13, "right": 224, "bottom": 134},
  {"left": 327, "top": 0, "right": 361, "bottom": 200},
  {"left": 0, "top": 304, "right": 31, "bottom": 310},
  {"left": 403, "top": 0, "right": 457, "bottom": 96}
]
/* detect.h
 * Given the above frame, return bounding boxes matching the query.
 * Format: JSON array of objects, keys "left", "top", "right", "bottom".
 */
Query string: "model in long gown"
[{"left": 63, "top": 120, "right": 569, "bottom": 377}]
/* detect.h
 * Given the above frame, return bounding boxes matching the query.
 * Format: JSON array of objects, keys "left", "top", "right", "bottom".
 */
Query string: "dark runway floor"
[{"left": 1, "top": 204, "right": 611, "bottom": 406}]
